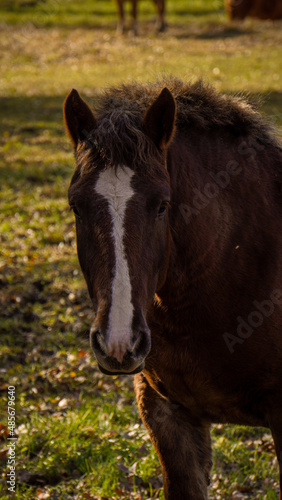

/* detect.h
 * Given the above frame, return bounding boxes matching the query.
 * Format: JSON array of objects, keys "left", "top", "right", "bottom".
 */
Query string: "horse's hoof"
[{"left": 156, "top": 21, "right": 166, "bottom": 33}]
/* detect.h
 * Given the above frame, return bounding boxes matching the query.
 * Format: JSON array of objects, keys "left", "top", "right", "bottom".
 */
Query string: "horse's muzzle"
[{"left": 90, "top": 327, "right": 151, "bottom": 376}]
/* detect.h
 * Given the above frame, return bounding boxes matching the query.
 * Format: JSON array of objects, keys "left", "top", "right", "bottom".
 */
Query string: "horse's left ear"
[
  {"left": 64, "top": 89, "right": 97, "bottom": 148},
  {"left": 143, "top": 87, "right": 176, "bottom": 150}
]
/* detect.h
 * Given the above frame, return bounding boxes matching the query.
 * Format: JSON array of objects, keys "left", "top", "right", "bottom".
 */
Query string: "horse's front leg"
[
  {"left": 116, "top": 0, "right": 125, "bottom": 34},
  {"left": 134, "top": 373, "right": 212, "bottom": 500},
  {"left": 154, "top": 0, "right": 166, "bottom": 32},
  {"left": 130, "top": 0, "right": 138, "bottom": 35}
]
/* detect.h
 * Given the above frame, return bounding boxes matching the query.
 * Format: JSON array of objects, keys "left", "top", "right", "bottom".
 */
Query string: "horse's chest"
[
  {"left": 144, "top": 365, "right": 223, "bottom": 421},
  {"left": 145, "top": 343, "right": 266, "bottom": 426},
  {"left": 145, "top": 367, "right": 265, "bottom": 426}
]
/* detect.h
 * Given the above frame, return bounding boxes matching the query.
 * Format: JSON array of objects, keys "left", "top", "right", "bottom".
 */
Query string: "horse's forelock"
[{"left": 75, "top": 108, "right": 163, "bottom": 176}]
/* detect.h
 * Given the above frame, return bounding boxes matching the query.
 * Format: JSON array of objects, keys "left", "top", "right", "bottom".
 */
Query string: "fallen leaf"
[
  {"left": 0, "top": 424, "right": 9, "bottom": 440},
  {"left": 36, "top": 490, "right": 50, "bottom": 499},
  {"left": 58, "top": 398, "right": 68, "bottom": 409}
]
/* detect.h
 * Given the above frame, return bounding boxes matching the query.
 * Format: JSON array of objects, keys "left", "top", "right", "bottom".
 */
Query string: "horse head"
[{"left": 64, "top": 86, "right": 176, "bottom": 375}]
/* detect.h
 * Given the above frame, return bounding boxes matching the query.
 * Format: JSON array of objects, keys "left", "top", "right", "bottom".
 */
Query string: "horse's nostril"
[
  {"left": 91, "top": 329, "right": 107, "bottom": 358},
  {"left": 132, "top": 330, "right": 151, "bottom": 359}
]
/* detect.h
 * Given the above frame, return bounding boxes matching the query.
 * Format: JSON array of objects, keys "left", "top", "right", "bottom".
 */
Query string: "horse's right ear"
[{"left": 64, "top": 89, "right": 97, "bottom": 148}]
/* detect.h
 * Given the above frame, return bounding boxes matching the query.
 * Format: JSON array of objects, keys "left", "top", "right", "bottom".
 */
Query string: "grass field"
[{"left": 0, "top": 1, "right": 282, "bottom": 498}]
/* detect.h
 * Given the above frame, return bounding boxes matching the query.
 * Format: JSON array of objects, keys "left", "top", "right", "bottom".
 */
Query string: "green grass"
[{"left": 0, "top": 1, "right": 281, "bottom": 498}]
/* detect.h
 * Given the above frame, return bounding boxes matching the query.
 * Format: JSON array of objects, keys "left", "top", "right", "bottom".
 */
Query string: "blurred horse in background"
[
  {"left": 225, "top": 0, "right": 282, "bottom": 20},
  {"left": 115, "top": 0, "right": 165, "bottom": 34}
]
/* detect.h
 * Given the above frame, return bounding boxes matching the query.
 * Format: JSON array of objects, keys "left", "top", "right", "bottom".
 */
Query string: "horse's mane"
[{"left": 77, "top": 77, "right": 281, "bottom": 172}]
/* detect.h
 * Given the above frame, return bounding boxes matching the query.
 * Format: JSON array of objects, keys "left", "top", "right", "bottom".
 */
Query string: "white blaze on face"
[{"left": 95, "top": 166, "right": 135, "bottom": 362}]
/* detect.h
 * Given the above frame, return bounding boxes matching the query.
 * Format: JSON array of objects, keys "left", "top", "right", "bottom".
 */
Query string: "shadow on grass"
[
  {"left": 171, "top": 20, "right": 257, "bottom": 40},
  {"left": 196, "top": 25, "right": 254, "bottom": 39},
  {"left": 0, "top": 94, "right": 87, "bottom": 186},
  {"left": 0, "top": 95, "right": 66, "bottom": 131}
]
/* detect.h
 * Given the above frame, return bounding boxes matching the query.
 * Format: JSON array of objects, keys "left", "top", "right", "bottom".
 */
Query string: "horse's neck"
[
  {"left": 166, "top": 141, "right": 223, "bottom": 288},
  {"left": 164, "top": 132, "right": 282, "bottom": 315}
]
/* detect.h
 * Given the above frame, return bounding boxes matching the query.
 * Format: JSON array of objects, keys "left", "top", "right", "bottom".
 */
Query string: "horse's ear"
[
  {"left": 143, "top": 87, "right": 176, "bottom": 150},
  {"left": 64, "top": 89, "right": 97, "bottom": 148}
]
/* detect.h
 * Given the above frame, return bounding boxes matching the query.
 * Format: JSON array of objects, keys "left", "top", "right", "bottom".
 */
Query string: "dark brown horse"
[
  {"left": 64, "top": 78, "right": 282, "bottom": 499},
  {"left": 115, "top": 0, "right": 165, "bottom": 34},
  {"left": 225, "top": 0, "right": 282, "bottom": 20}
]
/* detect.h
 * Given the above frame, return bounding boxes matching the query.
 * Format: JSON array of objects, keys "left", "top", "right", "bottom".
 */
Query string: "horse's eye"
[
  {"left": 158, "top": 201, "right": 169, "bottom": 218},
  {"left": 71, "top": 205, "right": 81, "bottom": 219}
]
